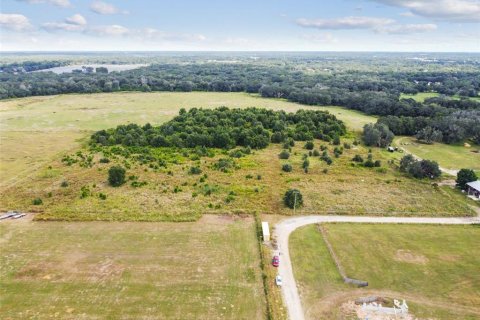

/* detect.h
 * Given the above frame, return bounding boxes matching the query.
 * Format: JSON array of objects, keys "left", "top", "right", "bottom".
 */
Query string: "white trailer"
[{"left": 261, "top": 221, "right": 270, "bottom": 242}]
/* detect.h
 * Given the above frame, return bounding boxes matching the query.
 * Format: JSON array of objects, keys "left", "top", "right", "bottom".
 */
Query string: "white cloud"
[
  {"left": 0, "top": 13, "right": 32, "bottom": 31},
  {"left": 378, "top": 23, "right": 438, "bottom": 34},
  {"left": 16, "top": 0, "right": 71, "bottom": 8},
  {"left": 65, "top": 14, "right": 87, "bottom": 26},
  {"left": 90, "top": 1, "right": 128, "bottom": 15},
  {"left": 302, "top": 33, "right": 338, "bottom": 43},
  {"left": 372, "top": 0, "right": 480, "bottom": 22},
  {"left": 42, "top": 22, "right": 84, "bottom": 32},
  {"left": 399, "top": 11, "right": 415, "bottom": 17},
  {"left": 296, "top": 16, "right": 395, "bottom": 30},
  {"left": 140, "top": 28, "right": 206, "bottom": 42},
  {"left": 87, "top": 24, "right": 130, "bottom": 36}
]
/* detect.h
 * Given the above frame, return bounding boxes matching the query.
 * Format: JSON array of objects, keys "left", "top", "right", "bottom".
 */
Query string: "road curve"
[{"left": 274, "top": 215, "right": 480, "bottom": 320}]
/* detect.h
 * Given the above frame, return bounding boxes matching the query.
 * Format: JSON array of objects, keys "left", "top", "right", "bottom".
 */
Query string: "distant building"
[
  {"left": 466, "top": 181, "right": 480, "bottom": 199},
  {"left": 261, "top": 221, "right": 270, "bottom": 242}
]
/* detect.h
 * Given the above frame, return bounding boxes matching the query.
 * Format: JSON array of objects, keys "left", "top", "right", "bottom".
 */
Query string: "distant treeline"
[
  {"left": 1, "top": 61, "right": 479, "bottom": 143},
  {"left": 91, "top": 107, "right": 346, "bottom": 149},
  {"left": 0, "top": 61, "right": 67, "bottom": 73}
]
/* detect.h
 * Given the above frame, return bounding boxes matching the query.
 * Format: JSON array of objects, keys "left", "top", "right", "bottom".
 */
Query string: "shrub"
[
  {"left": 304, "top": 141, "right": 314, "bottom": 150},
  {"left": 456, "top": 169, "right": 478, "bottom": 190},
  {"left": 364, "top": 159, "right": 375, "bottom": 168},
  {"left": 99, "top": 158, "right": 110, "bottom": 163},
  {"left": 282, "top": 164, "right": 293, "bottom": 172},
  {"left": 284, "top": 189, "right": 303, "bottom": 209},
  {"left": 98, "top": 193, "right": 107, "bottom": 200},
  {"left": 188, "top": 166, "right": 202, "bottom": 175},
  {"left": 302, "top": 158, "right": 310, "bottom": 170},
  {"left": 80, "top": 186, "right": 91, "bottom": 198},
  {"left": 352, "top": 155, "right": 364, "bottom": 163},
  {"left": 271, "top": 131, "right": 285, "bottom": 143},
  {"left": 213, "top": 158, "right": 235, "bottom": 172},
  {"left": 312, "top": 149, "right": 320, "bottom": 157},
  {"left": 374, "top": 160, "right": 382, "bottom": 167},
  {"left": 60, "top": 180, "right": 69, "bottom": 187},
  {"left": 108, "top": 166, "right": 126, "bottom": 187},
  {"left": 333, "top": 135, "right": 341, "bottom": 145},
  {"left": 32, "top": 198, "right": 43, "bottom": 205},
  {"left": 278, "top": 150, "right": 290, "bottom": 159}
]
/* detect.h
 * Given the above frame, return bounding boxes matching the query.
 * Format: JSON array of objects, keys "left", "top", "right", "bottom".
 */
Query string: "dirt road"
[{"left": 274, "top": 215, "right": 480, "bottom": 320}]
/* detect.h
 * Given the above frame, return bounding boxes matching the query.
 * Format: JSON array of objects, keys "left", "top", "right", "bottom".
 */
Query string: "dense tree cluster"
[
  {"left": 379, "top": 109, "right": 480, "bottom": 144},
  {"left": 399, "top": 155, "right": 441, "bottom": 179},
  {"left": 91, "top": 107, "right": 346, "bottom": 150},
  {"left": 363, "top": 123, "right": 394, "bottom": 147}
]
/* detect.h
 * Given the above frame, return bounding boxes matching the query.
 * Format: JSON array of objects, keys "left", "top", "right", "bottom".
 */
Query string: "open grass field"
[
  {"left": 290, "top": 224, "right": 480, "bottom": 320},
  {"left": 394, "top": 136, "right": 480, "bottom": 171},
  {"left": 400, "top": 92, "right": 480, "bottom": 103},
  {"left": 1, "top": 135, "right": 476, "bottom": 221},
  {"left": 400, "top": 92, "right": 440, "bottom": 102},
  {"left": 0, "top": 215, "right": 265, "bottom": 319},
  {"left": 0, "top": 92, "right": 376, "bottom": 189},
  {"left": 1, "top": 92, "right": 476, "bottom": 221}
]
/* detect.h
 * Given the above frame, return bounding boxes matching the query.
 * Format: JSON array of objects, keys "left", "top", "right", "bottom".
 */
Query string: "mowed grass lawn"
[
  {"left": 0, "top": 215, "right": 265, "bottom": 319},
  {"left": 290, "top": 224, "right": 480, "bottom": 320},
  {"left": 0, "top": 92, "right": 376, "bottom": 189},
  {"left": 395, "top": 136, "right": 480, "bottom": 171}
]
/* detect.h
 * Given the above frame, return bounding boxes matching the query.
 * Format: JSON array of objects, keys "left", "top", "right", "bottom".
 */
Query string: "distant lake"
[{"left": 33, "top": 64, "right": 148, "bottom": 74}]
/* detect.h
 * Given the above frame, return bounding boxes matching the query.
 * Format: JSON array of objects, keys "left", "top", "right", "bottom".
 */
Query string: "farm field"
[
  {"left": 394, "top": 136, "right": 480, "bottom": 171},
  {"left": 0, "top": 92, "right": 376, "bottom": 189},
  {"left": 0, "top": 215, "right": 265, "bottom": 319},
  {"left": 290, "top": 224, "right": 480, "bottom": 320}
]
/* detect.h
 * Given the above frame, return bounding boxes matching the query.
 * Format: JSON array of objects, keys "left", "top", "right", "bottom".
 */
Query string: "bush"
[
  {"left": 304, "top": 141, "right": 314, "bottom": 150},
  {"left": 333, "top": 135, "right": 341, "bottom": 145},
  {"left": 312, "top": 149, "right": 320, "bottom": 157},
  {"left": 282, "top": 164, "right": 293, "bottom": 172},
  {"left": 98, "top": 193, "right": 107, "bottom": 200},
  {"left": 213, "top": 158, "right": 235, "bottom": 172},
  {"left": 374, "top": 160, "right": 382, "bottom": 167},
  {"left": 352, "top": 155, "right": 364, "bottom": 163},
  {"left": 108, "top": 166, "right": 126, "bottom": 187},
  {"left": 284, "top": 189, "right": 303, "bottom": 209},
  {"left": 188, "top": 166, "right": 202, "bottom": 175},
  {"left": 400, "top": 155, "right": 441, "bottom": 179},
  {"left": 364, "top": 159, "right": 375, "bottom": 168},
  {"left": 456, "top": 169, "right": 477, "bottom": 190},
  {"left": 99, "top": 157, "right": 110, "bottom": 163},
  {"left": 60, "top": 180, "right": 69, "bottom": 187},
  {"left": 32, "top": 198, "right": 43, "bottom": 205},
  {"left": 278, "top": 150, "right": 290, "bottom": 159},
  {"left": 80, "top": 186, "right": 91, "bottom": 198}
]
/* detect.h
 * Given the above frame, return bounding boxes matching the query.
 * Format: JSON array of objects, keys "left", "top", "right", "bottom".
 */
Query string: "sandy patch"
[{"left": 394, "top": 250, "right": 428, "bottom": 265}]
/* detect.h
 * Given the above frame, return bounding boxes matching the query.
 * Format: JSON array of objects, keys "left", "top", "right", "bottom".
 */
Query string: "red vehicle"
[{"left": 272, "top": 255, "right": 280, "bottom": 267}]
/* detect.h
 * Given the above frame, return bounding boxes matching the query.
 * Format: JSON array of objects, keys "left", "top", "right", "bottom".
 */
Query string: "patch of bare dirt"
[{"left": 394, "top": 250, "right": 429, "bottom": 265}]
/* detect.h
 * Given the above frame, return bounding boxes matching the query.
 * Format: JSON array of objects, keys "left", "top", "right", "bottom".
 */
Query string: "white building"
[{"left": 466, "top": 181, "right": 480, "bottom": 199}]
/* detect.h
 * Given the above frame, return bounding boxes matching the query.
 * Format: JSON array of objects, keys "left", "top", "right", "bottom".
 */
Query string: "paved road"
[{"left": 274, "top": 215, "right": 480, "bottom": 320}]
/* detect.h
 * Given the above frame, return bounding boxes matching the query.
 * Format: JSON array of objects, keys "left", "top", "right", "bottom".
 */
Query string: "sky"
[{"left": 0, "top": 0, "right": 479, "bottom": 52}]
